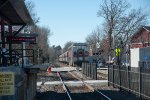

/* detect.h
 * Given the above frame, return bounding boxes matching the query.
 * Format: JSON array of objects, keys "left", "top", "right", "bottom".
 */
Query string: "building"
[{"left": 130, "top": 26, "right": 150, "bottom": 48}]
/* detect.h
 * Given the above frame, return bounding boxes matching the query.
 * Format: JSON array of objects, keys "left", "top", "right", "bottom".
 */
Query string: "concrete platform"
[
  {"left": 51, "top": 67, "right": 108, "bottom": 72},
  {"left": 37, "top": 80, "right": 108, "bottom": 86},
  {"left": 51, "top": 67, "right": 76, "bottom": 72}
]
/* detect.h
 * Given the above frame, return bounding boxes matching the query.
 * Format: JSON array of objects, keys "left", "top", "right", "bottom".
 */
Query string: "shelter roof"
[{"left": 0, "top": 0, "right": 33, "bottom": 25}]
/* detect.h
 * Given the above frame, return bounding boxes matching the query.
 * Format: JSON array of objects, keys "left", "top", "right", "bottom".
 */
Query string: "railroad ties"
[
  {"left": 57, "top": 72, "right": 111, "bottom": 100},
  {"left": 36, "top": 63, "right": 139, "bottom": 100}
]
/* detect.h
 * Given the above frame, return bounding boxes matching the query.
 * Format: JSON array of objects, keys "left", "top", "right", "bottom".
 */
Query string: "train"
[{"left": 59, "top": 43, "right": 89, "bottom": 66}]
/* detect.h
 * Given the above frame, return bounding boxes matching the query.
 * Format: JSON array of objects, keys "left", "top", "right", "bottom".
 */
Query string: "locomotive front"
[{"left": 68, "top": 43, "right": 89, "bottom": 66}]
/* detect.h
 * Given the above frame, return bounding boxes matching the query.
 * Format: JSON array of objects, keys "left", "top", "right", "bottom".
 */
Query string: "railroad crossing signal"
[{"left": 115, "top": 47, "right": 121, "bottom": 57}]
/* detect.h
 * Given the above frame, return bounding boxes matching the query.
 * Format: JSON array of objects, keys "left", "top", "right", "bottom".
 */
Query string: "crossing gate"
[{"left": 82, "top": 62, "right": 97, "bottom": 80}]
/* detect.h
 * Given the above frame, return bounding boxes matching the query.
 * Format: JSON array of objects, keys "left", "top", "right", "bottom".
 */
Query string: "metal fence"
[
  {"left": 82, "top": 62, "right": 97, "bottom": 79},
  {"left": 108, "top": 62, "right": 150, "bottom": 99}
]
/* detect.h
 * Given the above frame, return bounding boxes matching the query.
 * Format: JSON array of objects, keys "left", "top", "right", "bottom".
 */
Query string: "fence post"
[
  {"left": 108, "top": 64, "right": 110, "bottom": 86},
  {"left": 139, "top": 61, "right": 143, "bottom": 99},
  {"left": 95, "top": 63, "right": 97, "bottom": 80},
  {"left": 113, "top": 65, "right": 114, "bottom": 87},
  {"left": 127, "top": 66, "right": 131, "bottom": 92},
  {"left": 87, "top": 63, "right": 89, "bottom": 77},
  {"left": 89, "top": 63, "right": 91, "bottom": 77},
  {"left": 92, "top": 63, "right": 94, "bottom": 79},
  {"left": 89, "top": 63, "right": 90, "bottom": 77},
  {"left": 90, "top": 63, "right": 91, "bottom": 78},
  {"left": 119, "top": 64, "right": 122, "bottom": 90},
  {"left": 82, "top": 62, "right": 84, "bottom": 74},
  {"left": 85, "top": 62, "right": 86, "bottom": 75},
  {"left": 128, "top": 66, "right": 131, "bottom": 92},
  {"left": 85, "top": 63, "right": 87, "bottom": 75}
]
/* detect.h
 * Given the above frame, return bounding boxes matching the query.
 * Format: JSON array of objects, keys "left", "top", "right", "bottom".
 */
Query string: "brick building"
[{"left": 131, "top": 26, "right": 150, "bottom": 48}]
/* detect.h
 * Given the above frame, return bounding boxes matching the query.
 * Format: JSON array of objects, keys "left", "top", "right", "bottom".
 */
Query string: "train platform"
[
  {"left": 37, "top": 80, "right": 108, "bottom": 86},
  {"left": 51, "top": 67, "right": 76, "bottom": 72},
  {"left": 51, "top": 67, "right": 108, "bottom": 72}
]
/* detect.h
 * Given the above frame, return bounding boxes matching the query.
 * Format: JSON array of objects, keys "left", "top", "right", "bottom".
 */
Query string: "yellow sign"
[
  {"left": 0, "top": 72, "right": 15, "bottom": 95},
  {"left": 115, "top": 48, "right": 121, "bottom": 57}
]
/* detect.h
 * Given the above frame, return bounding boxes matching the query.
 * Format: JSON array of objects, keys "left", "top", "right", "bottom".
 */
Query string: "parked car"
[
  {"left": 97, "top": 62, "right": 104, "bottom": 67},
  {"left": 122, "top": 61, "right": 130, "bottom": 66},
  {"left": 97, "top": 59, "right": 105, "bottom": 68}
]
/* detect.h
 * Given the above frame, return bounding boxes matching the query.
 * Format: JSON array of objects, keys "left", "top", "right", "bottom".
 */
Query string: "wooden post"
[
  {"left": 1, "top": 20, "right": 5, "bottom": 48},
  {"left": 9, "top": 25, "right": 12, "bottom": 65},
  {"left": 1, "top": 20, "right": 6, "bottom": 66}
]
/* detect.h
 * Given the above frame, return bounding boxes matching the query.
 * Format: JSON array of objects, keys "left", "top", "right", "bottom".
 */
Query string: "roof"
[
  {"left": 143, "top": 26, "right": 150, "bottom": 32},
  {"left": 73, "top": 43, "right": 87, "bottom": 46},
  {"left": 0, "top": 0, "right": 33, "bottom": 25},
  {"left": 131, "top": 26, "right": 150, "bottom": 40}
]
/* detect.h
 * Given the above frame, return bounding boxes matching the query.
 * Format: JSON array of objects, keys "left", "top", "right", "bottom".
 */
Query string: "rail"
[
  {"left": 57, "top": 72, "right": 72, "bottom": 100},
  {"left": 95, "top": 89, "right": 111, "bottom": 100},
  {"left": 68, "top": 71, "right": 111, "bottom": 100}
]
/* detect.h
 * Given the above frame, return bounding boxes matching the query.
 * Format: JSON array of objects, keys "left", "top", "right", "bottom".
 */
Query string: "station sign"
[
  {"left": 6, "top": 36, "right": 36, "bottom": 43},
  {"left": 0, "top": 72, "right": 15, "bottom": 95},
  {"left": 7, "top": 36, "right": 36, "bottom": 43},
  {"left": 6, "top": 33, "right": 37, "bottom": 43}
]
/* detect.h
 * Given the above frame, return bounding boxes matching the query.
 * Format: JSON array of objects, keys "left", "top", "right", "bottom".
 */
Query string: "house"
[
  {"left": 130, "top": 26, "right": 150, "bottom": 67},
  {"left": 130, "top": 26, "right": 150, "bottom": 48}
]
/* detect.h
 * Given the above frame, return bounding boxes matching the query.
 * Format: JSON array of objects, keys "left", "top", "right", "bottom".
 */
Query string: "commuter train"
[{"left": 59, "top": 43, "right": 89, "bottom": 66}]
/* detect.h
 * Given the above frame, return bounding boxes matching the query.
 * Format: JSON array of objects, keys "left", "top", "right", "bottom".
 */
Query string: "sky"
[{"left": 33, "top": 0, "right": 150, "bottom": 48}]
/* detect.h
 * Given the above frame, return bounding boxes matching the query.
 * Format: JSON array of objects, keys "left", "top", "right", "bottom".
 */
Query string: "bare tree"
[
  {"left": 97, "top": 0, "right": 148, "bottom": 60},
  {"left": 34, "top": 26, "right": 52, "bottom": 63},
  {"left": 25, "top": 1, "right": 40, "bottom": 24},
  {"left": 97, "top": 0, "right": 129, "bottom": 50},
  {"left": 115, "top": 8, "right": 148, "bottom": 45},
  {"left": 86, "top": 27, "right": 103, "bottom": 53},
  {"left": 63, "top": 41, "right": 74, "bottom": 52},
  {"left": 48, "top": 47, "right": 55, "bottom": 62}
]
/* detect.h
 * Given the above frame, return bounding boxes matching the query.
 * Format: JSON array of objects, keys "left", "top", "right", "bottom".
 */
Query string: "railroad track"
[
  {"left": 57, "top": 72, "right": 72, "bottom": 100},
  {"left": 57, "top": 71, "right": 111, "bottom": 100}
]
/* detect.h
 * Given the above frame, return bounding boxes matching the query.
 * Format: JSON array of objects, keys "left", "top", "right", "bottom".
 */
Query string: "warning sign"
[
  {"left": 115, "top": 48, "right": 121, "bottom": 57},
  {"left": 0, "top": 72, "right": 15, "bottom": 95}
]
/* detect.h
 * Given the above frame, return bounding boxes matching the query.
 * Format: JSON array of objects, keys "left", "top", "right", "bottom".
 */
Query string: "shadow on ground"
[{"left": 36, "top": 89, "right": 140, "bottom": 100}]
